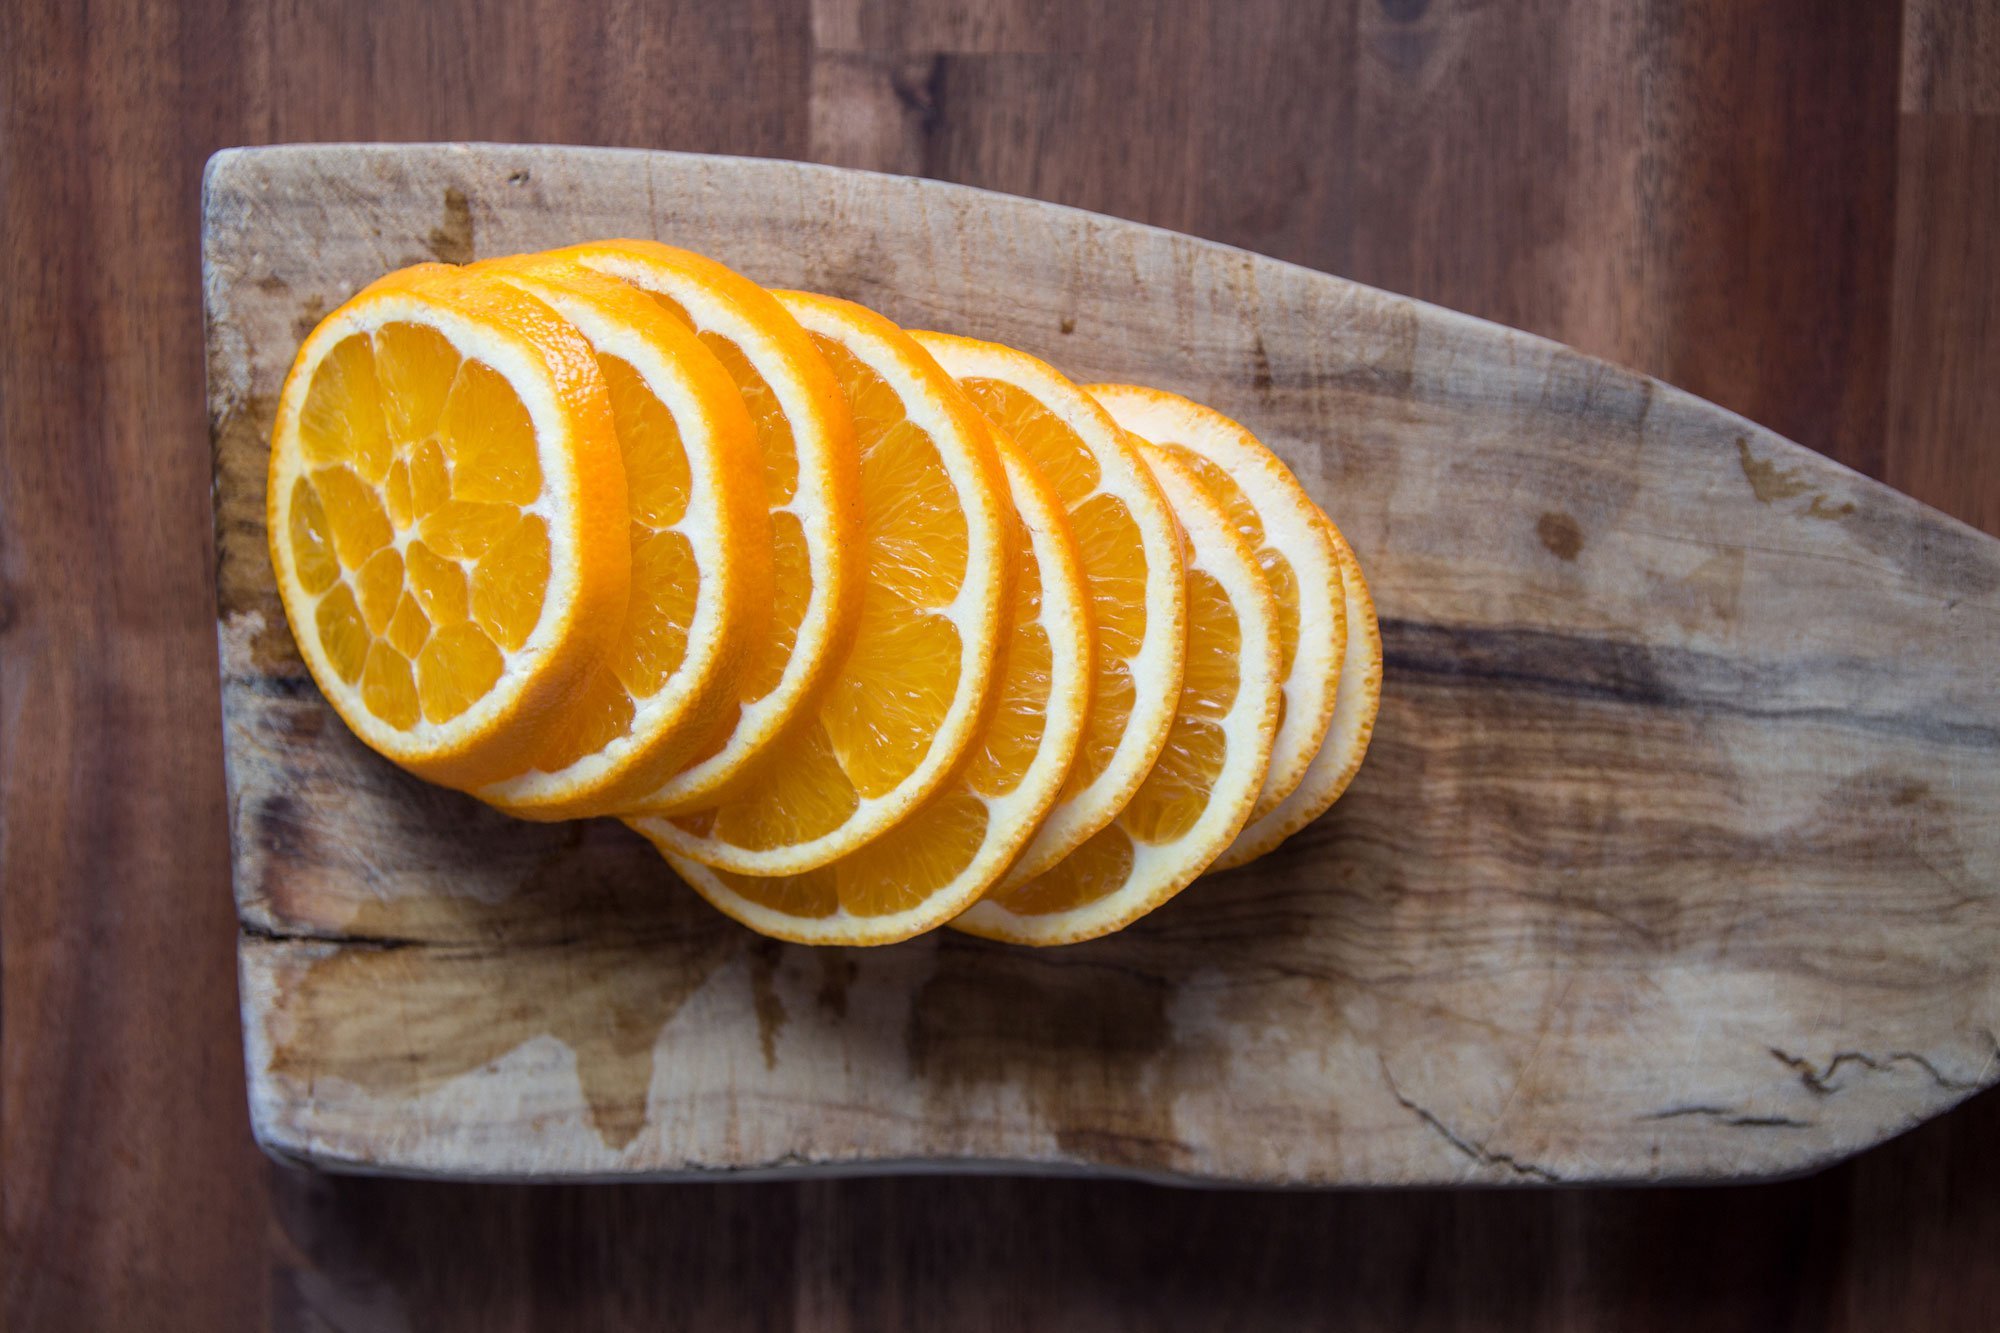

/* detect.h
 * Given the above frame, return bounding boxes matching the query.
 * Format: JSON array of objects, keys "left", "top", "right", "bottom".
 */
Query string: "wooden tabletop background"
[{"left": 6, "top": 1, "right": 1997, "bottom": 1328}]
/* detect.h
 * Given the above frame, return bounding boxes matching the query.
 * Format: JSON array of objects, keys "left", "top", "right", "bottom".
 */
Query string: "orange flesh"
[
  {"left": 987, "top": 566, "right": 1243, "bottom": 916},
  {"left": 644, "top": 290, "right": 804, "bottom": 703},
  {"left": 709, "top": 478, "right": 1053, "bottom": 919},
  {"left": 289, "top": 325, "right": 553, "bottom": 729},
  {"left": 522, "top": 350, "right": 700, "bottom": 772},
  {"left": 1158, "top": 442, "right": 1302, "bottom": 717},
  {"left": 671, "top": 333, "right": 967, "bottom": 852},
  {"left": 996, "top": 821, "right": 1136, "bottom": 916},
  {"left": 958, "top": 378, "right": 1146, "bottom": 799}
]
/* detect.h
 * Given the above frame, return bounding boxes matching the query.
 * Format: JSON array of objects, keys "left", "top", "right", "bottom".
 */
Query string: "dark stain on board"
[
  {"left": 209, "top": 388, "right": 309, "bottom": 676},
  {"left": 291, "top": 295, "right": 328, "bottom": 345},
  {"left": 1536, "top": 511, "right": 1583, "bottom": 561},
  {"left": 1250, "top": 333, "right": 1274, "bottom": 391},
  {"left": 1737, "top": 436, "right": 1814, "bottom": 503},
  {"left": 816, "top": 950, "right": 860, "bottom": 1020},
  {"left": 266, "top": 821, "right": 736, "bottom": 1152},
  {"left": 908, "top": 933, "right": 1194, "bottom": 1171},
  {"left": 747, "top": 938, "right": 788, "bottom": 1070},
  {"left": 1380, "top": 618, "right": 2000, "bottom": 751},
  {"left": 425, "top": 187, "right": 475, "bottom": 264}
]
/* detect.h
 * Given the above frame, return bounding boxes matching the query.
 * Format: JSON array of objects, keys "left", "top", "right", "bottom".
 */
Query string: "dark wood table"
[{"left": 7, "top": 2, "right": 1997, "bottom": 1327}]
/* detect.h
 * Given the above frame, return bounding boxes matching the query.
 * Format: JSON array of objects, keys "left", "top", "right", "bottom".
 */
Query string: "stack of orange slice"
[{"left": 270, "top": 242, "right": 1380, "bottom": 947}]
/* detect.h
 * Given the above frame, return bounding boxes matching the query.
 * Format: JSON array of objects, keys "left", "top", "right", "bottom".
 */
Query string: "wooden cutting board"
[{"left": 204, "top": 143, "right": 2000, "bottom": 1186}]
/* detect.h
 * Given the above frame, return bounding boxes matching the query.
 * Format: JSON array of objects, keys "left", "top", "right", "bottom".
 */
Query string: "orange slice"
[
  {"left": 659, "top": 431, "right": 1092, "bottom": 943},
  {"left": 444, "top": 255, "right": 772, "bottom": 819},
  {"left": 1087, "top": 384, "right": 1345, "bottom": 822},
  {"left": 911, "top": 333, "right": 1186, "bottom": 885},
  {"left": 629, "top": 293, "right": 1011, "bottom": 875},
  {"left": 1212, "top": 522, "right": 1382, "bottom": 870},
  {"left": 553, "top": 240, "right": 862, "bottom": 811},
  {"left": 268, "top": 264, "right": 627, "bottom": 790},
  {"left": 958, "top": 447, "right": 1281, "bottom": 945}
]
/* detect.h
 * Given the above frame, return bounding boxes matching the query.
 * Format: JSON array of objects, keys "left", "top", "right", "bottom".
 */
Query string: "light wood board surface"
[{"left": 204, "top": 143, "right": 2000, "bottom": 1186}]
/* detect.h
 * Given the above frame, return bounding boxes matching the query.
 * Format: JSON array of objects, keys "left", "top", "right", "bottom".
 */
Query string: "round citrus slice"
[
  {"left": 434, "top": 254, "right": 772, "bottom": 819},
  {"left": 1087, "top": 384, "right": 1345, "bottom": 823},
  {"left": 957, "top": 447, "right": 1281, "bottom": 946},
  {"left": 552, "top": 240, "right": 862, "bottom": 812},
  {"left": 911, "top": 332, "right": 1186, "bottom": 885},
  {"left": 628, "top": 293, "right": 1011, "bottom": 875},
  {"left": 268, "top": 264, "right": 628, "bottom": 791},
  {"left": 1211, "top": 521, "right": 1382, "bottom": 870},
  {"left": 656, "top": 432, "right": 1092, "bottom": 943}
]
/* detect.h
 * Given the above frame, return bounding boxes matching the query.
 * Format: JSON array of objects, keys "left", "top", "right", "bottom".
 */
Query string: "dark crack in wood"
[
  {"left": 240, "top": 918, "right": 421, "bottom": 953},
  {"left": 1640, "top": 1104, "right": 1813, "bottom": 1129},
  {"left": 1383, "top": 618, "right": 2000, "bottom": 752},
  {"left": 1378, "top": 1058, "right": 1562, "bottom": 1182},
  {"left": 1769, "top": 1045, "right": 1989, "bottom": 1095}
]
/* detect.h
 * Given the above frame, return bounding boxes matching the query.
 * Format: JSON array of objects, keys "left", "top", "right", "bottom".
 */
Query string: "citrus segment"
[
  {"left": 912, "top": 333, "right": 1187, "bottom": 886},
  {"left": 552, "top": 240, "right": 863, "bottom": 811},
  {"left": 957, "top": 447, "right": 1280, "bottom": 946},
  {"left": 469, "top": 514, "right": 550, "bottom": 651},
  {"left": 356, "top": 548, "right": 403, "bottom": 631},
  {"left": 385, "top": 593, "right": 430, "bottom": 659},
  {"left": 314, "top": 584, "right": 368, "bottom": 684},
  {"left": 286, "top": 478, "right": 340, "bottom": 594},
  {"left": 267, "top": 264, "right": 627, "bottom": 790},
  {"left": 1088, "top": 384, "right": 1346, "bottom": 821},
  {"left": 374, "top": 321, "right": 460, "bottom": 449},
  {"left": 660, "top": 431, "right": 1091, "bottom": 944},
  {"left": 298, "top": 332, "right": 390, "bottom": 477},
  {"left": 313, "top": 463, "right": 393, "bottom": 566},
  {"left": 630, "top": 293, "right": 1010, "bottom": 876},
  {"left": 410, "top": 438, "right": 450, "bottom": 515},
  {"left": 416, "top": 623, "right": 506, "bottom": 724},
  {"left": 406, "top": 541, "right": 467, "bottom": 622},
  {"left": 460, "top": 255, "right": 771, "bottom": 820},
  {"left": 439, "top": 358, "right": 544, "bottom": 504}
]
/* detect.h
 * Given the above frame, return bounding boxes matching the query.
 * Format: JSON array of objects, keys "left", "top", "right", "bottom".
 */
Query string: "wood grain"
[
  {"left": 1885, "top": 1, "right": 2000, "bottom": 539},
  {"left": 10, "top": 1, "right": 2000, "bottom": 1328},
  {"left": 2, "top": 1, "right": 266, "bottom": 1328},
  {"left": 206, "top": 143, "right": 2000, "bottom": 1187}
]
